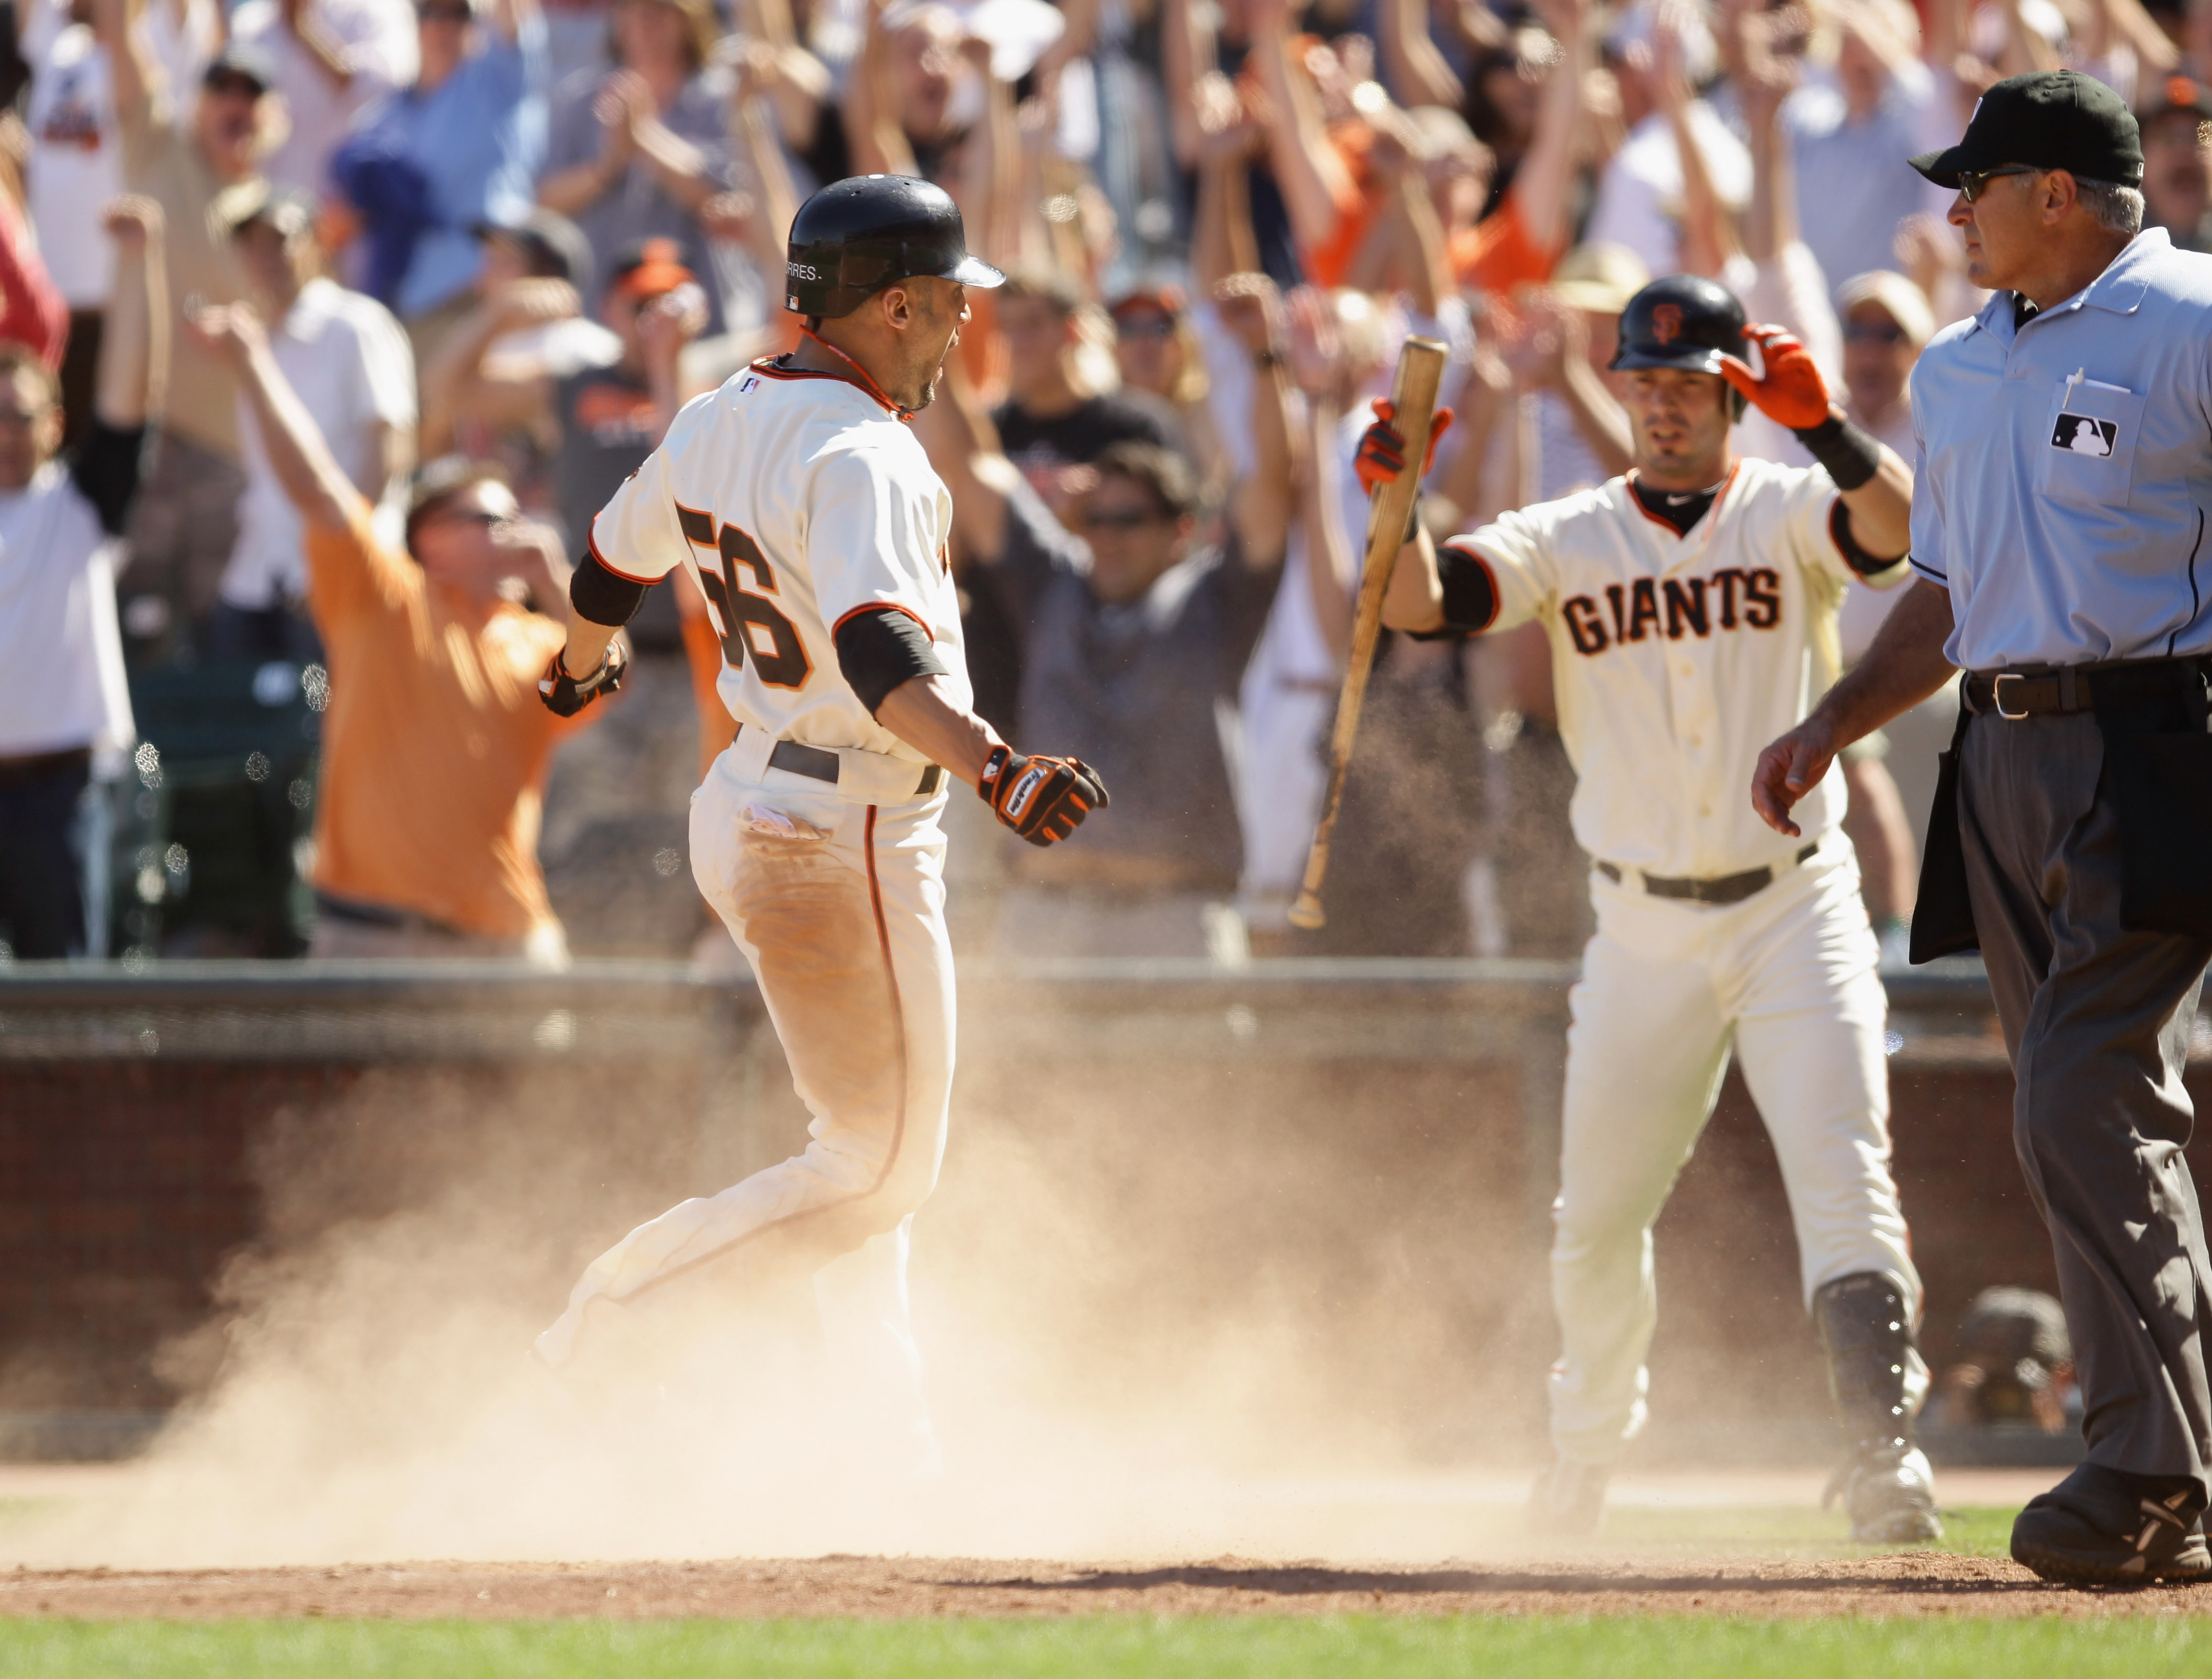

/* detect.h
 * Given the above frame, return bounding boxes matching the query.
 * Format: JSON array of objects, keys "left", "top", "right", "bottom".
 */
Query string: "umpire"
[{"left": 1754, "top": 70, "right": 2212, "bottom": 1586}]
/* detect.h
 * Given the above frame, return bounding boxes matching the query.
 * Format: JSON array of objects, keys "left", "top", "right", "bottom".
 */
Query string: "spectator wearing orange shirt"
[
  {"left": 1434, "top": 0, "right": 1589, "bottom": 303},
  {"left": 188, "top": 300, "right": 613, "bottom": 964}
]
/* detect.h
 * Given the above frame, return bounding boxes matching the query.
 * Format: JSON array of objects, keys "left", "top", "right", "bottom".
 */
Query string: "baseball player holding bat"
[
  {"left": 528, "top": 175, "right": 1107, "bottom": 1440},
  {"left": 1362, "top": 276, "right": 1937, "bottom": 1541}
]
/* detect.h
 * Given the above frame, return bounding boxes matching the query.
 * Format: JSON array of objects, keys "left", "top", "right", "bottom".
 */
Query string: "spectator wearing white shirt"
[
  {"left": 1780, "top": 0, "right": 1952, "bottom": 309},
  {"left": 21, "top": 0, "right": 120, "bottom": 444},
  {"left": 1831, "top": 266, "right": 1937, "bottom": 959},
  {"left": 0, "top": 197, "right": 161, "bottom": 958},
  {"left": 230, "top": 0, "right": 419, "bottom": 199},
  {"left": 1587, "top": 0, "right": 1753, "bottom": 277},
  {"left": 210, "top": 183, "right": 417, "bottom": 662}
]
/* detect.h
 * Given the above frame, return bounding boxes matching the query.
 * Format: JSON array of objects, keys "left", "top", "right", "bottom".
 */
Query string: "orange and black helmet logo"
[{"left": 1650, "top": 303, "right": 1683, "bottom": 345}]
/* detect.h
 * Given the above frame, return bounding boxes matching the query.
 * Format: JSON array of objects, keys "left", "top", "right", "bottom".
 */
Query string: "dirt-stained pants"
[{"left": 535, "top": 753, "right": 955, "bottom": 1390}]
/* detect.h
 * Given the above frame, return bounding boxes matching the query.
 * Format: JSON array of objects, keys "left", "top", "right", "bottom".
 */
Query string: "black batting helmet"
[
  {"left": 1611, "top": 274, "right": 1748, "bottom": 417},
  {"left": 785, "top": 175, "right": 1005, "bottom": 319}
]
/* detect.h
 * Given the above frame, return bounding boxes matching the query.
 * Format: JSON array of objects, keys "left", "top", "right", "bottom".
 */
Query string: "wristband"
[{"left": 1792, "top": 413, "right": 1883, "bottom": 492}]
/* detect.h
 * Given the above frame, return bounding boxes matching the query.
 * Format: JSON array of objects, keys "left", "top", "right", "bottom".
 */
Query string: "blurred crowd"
[{"left": 3, "top": 0, "right": 2208, "bottom": 963}]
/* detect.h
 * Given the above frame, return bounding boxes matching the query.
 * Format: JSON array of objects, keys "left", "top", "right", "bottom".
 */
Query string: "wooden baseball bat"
[{"left": 1286, "top": 335, "right": 1450, "bottom": 933}]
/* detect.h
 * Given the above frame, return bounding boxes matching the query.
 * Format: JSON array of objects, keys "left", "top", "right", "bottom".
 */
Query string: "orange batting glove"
[
  {"left": 1718, "top": 324, "right": 1833, "bottom": 431},
  {"left": 1354, "top": 398, "right": 1455, "bottom": 497}
]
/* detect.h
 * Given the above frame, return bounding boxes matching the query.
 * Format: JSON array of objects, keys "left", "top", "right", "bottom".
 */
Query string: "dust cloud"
[{"left": 0, "top": 982, "right": 1791, "bottom": 1571}]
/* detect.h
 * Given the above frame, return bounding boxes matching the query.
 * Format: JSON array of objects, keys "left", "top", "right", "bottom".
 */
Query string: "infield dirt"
[{"left": 5, "top": 1550, "right": 2212, "bottom": 1622}]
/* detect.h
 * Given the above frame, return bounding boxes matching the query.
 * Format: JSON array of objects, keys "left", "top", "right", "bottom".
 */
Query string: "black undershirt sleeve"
[
  {"left": 1827, "top": 501, "right": 1902, "bottom": 579},
  {"left": 835, "top": 605, "right": 948, "bottom": 713},
  {"left": 69, "top": 420, "right": 148, "bottom": 538},
  {"left": 1406, "top": 542, "right": 1501, "bottom": 641},
  {"left": 570, "top": 547, "right": 652, "bottom": 626}
]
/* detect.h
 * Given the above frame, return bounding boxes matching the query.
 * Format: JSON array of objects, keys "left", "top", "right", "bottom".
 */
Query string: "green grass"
[
  {"left": 1597, "top": 1502, "right": 2017, "bottom": 1559},
  {"left": 2, "top": 1616, "right": 2210, "bottom": 1679}
]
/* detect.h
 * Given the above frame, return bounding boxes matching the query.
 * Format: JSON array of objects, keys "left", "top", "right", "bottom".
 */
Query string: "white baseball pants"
[
  {"left": 1546, "top": 838, "right": 1919, "bottom": 1467},
  {"left": 535, "top": 753, "right": 956, "bottom": 1412}
]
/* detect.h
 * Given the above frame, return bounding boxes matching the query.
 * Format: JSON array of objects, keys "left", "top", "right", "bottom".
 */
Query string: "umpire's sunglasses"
[{"left": 1957, "top": 164, "right": 2042, "bottom": 203}]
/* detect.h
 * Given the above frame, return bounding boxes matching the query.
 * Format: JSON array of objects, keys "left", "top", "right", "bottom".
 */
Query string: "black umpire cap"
[
  {"left": 785, "top": 175, "right": 1004, "bottom": 319},
  {"left": 1910, "top": 70, "right": 2144, "bottom": 188},
  {"left": 1610, "top": 274, "right": 1747, "bottom": 375}
]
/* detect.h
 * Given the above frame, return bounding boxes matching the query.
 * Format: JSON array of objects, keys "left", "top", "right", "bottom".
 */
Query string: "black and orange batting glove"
[
  {"left": 1353, "top": 397, "right": 1455, "bottom": 497},
  {"left": 978, "top": 745, "right": 1109, "bottom": 846},
  {"left": 1717, "top": 324, "right": 1832, "bottom": 430},
  {"left": 538, "top": 641, "right": 628, "bottom": 718}
]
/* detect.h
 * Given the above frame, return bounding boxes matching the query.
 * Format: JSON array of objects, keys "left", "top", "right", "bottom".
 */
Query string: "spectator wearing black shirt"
[
  {"left": 918, "top": 274, "right": 1296, "bottom": 959},
  {"left": 991, "top": 267, "right": 1186, "bottom": 518}
]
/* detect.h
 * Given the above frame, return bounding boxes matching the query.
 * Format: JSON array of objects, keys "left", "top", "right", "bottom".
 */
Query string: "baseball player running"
[
  {"left": 529, "top": 175, "right": 1107, "bottom": 1443},
  {"left": 1363, "top": 275, "right": 1936, "bottom": 1541}
]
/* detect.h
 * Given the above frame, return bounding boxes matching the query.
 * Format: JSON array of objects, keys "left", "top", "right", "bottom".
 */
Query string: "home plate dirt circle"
[{"left": 3, "top": 1552, "right": 2211, "bottom": 1621}]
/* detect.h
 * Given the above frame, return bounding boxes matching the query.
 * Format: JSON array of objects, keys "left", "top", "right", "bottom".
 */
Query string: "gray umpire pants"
[{"left": 1958, "top": 709, "right": 2212, "bottom": 1490}]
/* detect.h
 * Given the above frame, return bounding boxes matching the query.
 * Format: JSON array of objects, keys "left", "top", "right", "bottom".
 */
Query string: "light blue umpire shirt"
[{"left": 1908, "top": 225, "right": 2212, "bottom": 670}]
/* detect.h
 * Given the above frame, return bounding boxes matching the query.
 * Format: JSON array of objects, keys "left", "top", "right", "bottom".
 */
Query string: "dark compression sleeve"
[
  {"left": 1828, "top": 502, "right": 1902, "bottom": 577},
  {"left": 1406, "top": 541, "right": 1501, "bottom": 641},
  {"left": 570, "top": 547, "right": 652, "bottom": 626},
  {"left": 1792, "top": 412, "right": 1883, "bottom": 491},
  {"left": 835, "top": 605, "right": 947, "bottom": 713}
]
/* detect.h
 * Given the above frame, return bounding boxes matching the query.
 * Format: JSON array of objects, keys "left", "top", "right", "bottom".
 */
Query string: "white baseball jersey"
[
  {"left": 1454, "top": 455, "right": 1908, "bottom": 879},
  {"left": 590, "top": 358, "right": 972, "bottom": 763}
]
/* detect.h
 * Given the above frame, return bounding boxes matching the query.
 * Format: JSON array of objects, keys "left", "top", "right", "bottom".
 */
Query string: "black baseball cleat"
[
  {"left": 1823, "top": 1442, "right": 1943, "bottom": 1544},
  {"left": 2010, "top": 1464, "right": 2212, "bottom": 1586},
  {"left": 1528, "top": 1454, "right": 1611, "bottom": 1539}
]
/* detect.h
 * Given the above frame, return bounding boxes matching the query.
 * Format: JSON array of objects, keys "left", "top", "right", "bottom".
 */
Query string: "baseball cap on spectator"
[
  {"left": 474, "top": 208, "right": 594, "bottom": 295},
  {"left": 1107, "top": 281, "right": 1187, "bottom": 320},
  {"left": 608, "top": 237, "right": 696, "bottom": 301},
  {"left": 406, "top": 454, "right": 512, "bottom": 550},
  {"left": 217, "top": 180, "right": 319, "bottom": 241},
  {"left": 1546, "top": 243, "right": 1650, "bottom": 316},
  {"left": 1836, "top": 270, "right": 1936, "bottom": 348},
  {"left": 2138, "top": 73, "right": 2212, "bottom": 125},
  {"left": 1910, "top": 70, "right": 2144, "bottom": 188},
  {"left": 1001, "top": 267, "right": 1085, "bottom": 317},
  {"left": 203, "top": 41, "right": 279, "bottom": 96}
]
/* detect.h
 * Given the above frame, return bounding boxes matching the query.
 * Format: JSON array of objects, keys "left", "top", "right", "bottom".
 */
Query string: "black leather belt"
[
  {"left": 1963, "top": 655, "right": 2209, "bottom": 719},
  {"left": 1598, "top": 842, "right": 1820, "bottom": 906},
  {"left": 769, "top": 738, "right": 944, "bottom": 796},
  {"left": 314, "top": 890, "right": 464, "bottom": 937},
  {"left": 0, "top": 745, "right": 92, "bottom": 788}
]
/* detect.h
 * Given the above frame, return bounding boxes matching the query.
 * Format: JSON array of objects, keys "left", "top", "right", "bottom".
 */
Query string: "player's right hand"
[
  {"left": 538, "top": 642, "right": 628, "bottom": 718},
  {"left": 978, "top": 746, "right": 1109, "bottom": 846},
  {"left": 1354, "top": 398, "right": 1454, "bottom": 497},
  {"left": 1750, "top": 714, "right": 1837, "bottom": 837}
]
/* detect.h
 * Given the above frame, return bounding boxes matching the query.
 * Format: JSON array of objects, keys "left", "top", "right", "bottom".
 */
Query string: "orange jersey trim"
[
  {"left": 832, "top": 600, "right": 936, "bottom": 641},
  {"left": 586, "top": 525, "right": 660, "bottom": 585}
]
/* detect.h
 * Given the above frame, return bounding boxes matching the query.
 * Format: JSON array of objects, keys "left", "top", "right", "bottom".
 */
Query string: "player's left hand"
[
  {"left": 1718, "top": 323, "right": 1832, "bottom": 430},
  {"left": 538, "top": 640, "right": 628, "bottom": 718},
  {"left": 978, "top": 745, "right": 1108, "bottom": 846}
]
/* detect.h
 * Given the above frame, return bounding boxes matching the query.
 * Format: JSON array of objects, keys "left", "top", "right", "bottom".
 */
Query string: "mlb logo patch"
[
  {"left": 739, "top": 376, "right": 761, "bottom": 394},
  {"left": 2051, "top": 413, "right": 2117, "bottom": 457}
]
